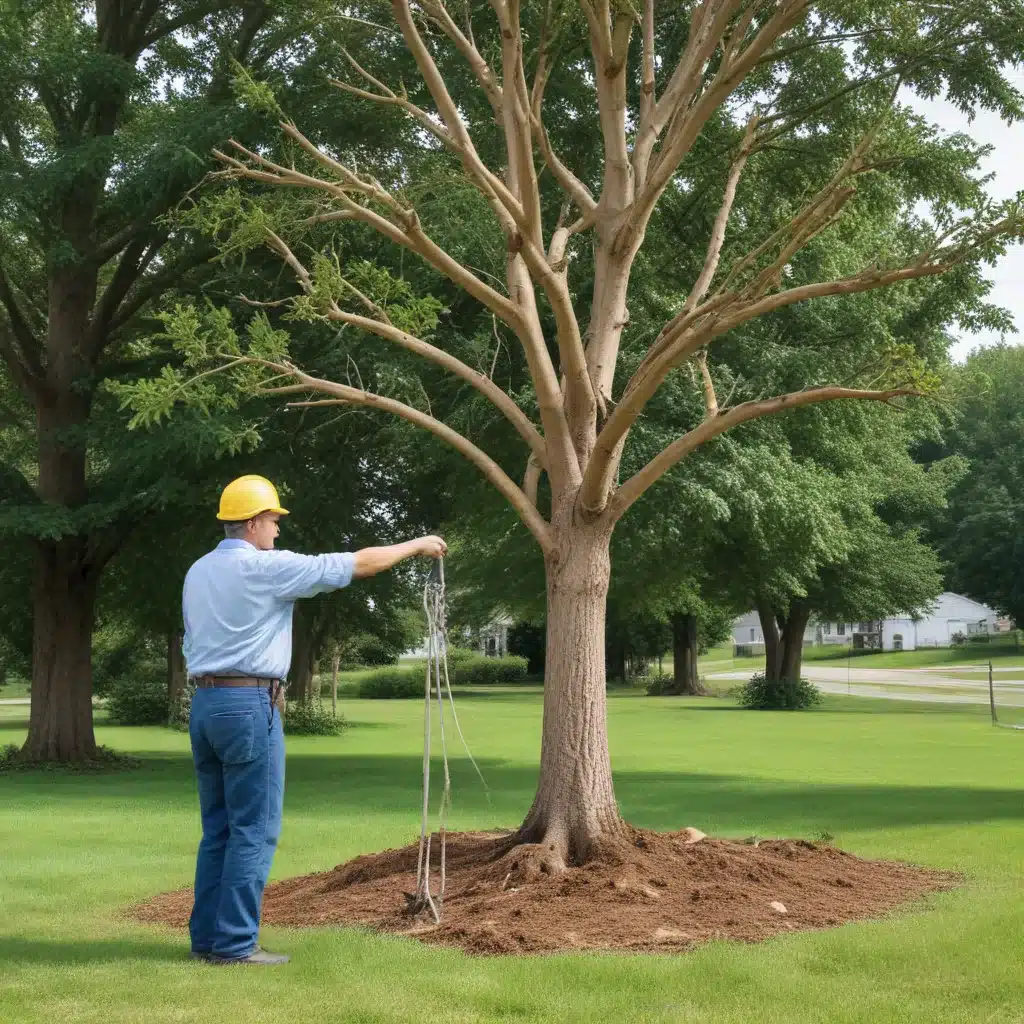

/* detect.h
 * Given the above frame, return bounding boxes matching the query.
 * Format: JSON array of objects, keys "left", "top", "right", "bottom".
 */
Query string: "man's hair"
[{"left": 223, "top": 520, "right": 250, "bottom": 539}]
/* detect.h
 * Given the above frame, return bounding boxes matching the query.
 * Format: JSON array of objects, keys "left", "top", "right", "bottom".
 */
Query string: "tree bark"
[
  {"left": 670, "top": 612, "right": 703, "bottom": 695},
  {"left": 24, "top": 538, "right": 99, "bottom": 761},
  {"left": 607, "top": 636, "right": 626, "bottom": 683},
  {"left": 167, "top": 629, "right": 186, "bottom": 722},
  {"left": 25, "top": 331, "right": 101, "bottom": 760},
  {"left": 757, "top": 600, "right": 783, "bottom": 681},
  {"left": 290, "top": 608, "right": 315, "bottom": 703},
  {"left": 519, "top": 519, "right": 624, "bottom": 865},
  {"left": 331, "top": 651, "right": 339, "bottom": 717},
  {"left": 779, "top": 600, "right": 811, "bottom": 682}
]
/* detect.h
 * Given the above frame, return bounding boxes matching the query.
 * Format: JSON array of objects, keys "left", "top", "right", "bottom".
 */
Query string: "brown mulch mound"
[{"left": 132, "top": 828, "right": 958, "bottom": 955}]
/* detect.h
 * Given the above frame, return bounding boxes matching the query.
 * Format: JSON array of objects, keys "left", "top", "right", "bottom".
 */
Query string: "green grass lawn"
[{"left": 2, "top": 689, "right": 1024, "bottom": 1023}]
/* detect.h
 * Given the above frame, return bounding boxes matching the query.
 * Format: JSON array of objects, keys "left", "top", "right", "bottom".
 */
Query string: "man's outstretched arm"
[{"left": 353, "top": 535, "right": 447, "bottom": 579}]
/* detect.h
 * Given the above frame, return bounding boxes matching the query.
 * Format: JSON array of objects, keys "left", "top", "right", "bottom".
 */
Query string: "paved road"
[{"left": 708, "top": 664, "right": 1024, "bottom": 707}]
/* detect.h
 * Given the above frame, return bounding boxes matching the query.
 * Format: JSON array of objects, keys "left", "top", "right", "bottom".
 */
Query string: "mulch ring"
[{"left": 132, "top": 827, "right": 959, "bottom": 955}]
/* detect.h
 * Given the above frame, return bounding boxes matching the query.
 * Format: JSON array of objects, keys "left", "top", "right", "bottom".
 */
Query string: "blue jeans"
[{"left": 188, "top": 686, "right": 285, "bottom": 959}]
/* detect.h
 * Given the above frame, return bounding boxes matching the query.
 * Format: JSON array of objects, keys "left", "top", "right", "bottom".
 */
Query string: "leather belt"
[{"left": 192, "top": 675, "right": 283, "bottom": 688}]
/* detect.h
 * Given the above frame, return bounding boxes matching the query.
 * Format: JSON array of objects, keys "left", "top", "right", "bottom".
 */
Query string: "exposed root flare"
[
  {"left": 132, "top": 825, "right": 958, "bottom": 956},
  {"left": 500, "top": 842, "right": 568, "bottom": 884}
]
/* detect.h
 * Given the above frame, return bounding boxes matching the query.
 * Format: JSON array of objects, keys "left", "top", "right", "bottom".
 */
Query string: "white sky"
[{"left": 904, "top": 72, "right": 1024, "bottom": 362}]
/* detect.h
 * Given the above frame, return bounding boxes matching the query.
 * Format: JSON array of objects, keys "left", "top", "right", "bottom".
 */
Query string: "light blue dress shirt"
[{"left": 182, "top": 539, "right": 356, "bottom": 679}]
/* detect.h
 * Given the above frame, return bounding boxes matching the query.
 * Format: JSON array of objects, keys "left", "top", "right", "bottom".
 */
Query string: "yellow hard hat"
[{"left": 216, "top": 475, "right": 289, "bottom": 521}]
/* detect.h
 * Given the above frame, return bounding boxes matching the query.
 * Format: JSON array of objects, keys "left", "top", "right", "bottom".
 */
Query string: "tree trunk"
[
  {"left": 290, "top": 612, "right": 315, "bottom": 702},
  {"left": 670, "top": 612, "right": 703, "bottom": 695},
  {"left": 519, "top": 522, "right": 624, "bottom": 865},
  {"left": 331, "top": 652, "right": 339, "bottom": 717},
  {"left": 607, "top": 635, "right": 626, "bottom": 683},
  {"left": 24, "top": 538, "right": 99, "bottom": 761},
  {"left": 167, "top": 630, "right": 186, "bottom": 722},
  {"left": 757, "top": 600, "right": 783, "bottom": 681},
  {"left": 779, "top": 600, "right": 811, "bottom": 682},
  {"left": 25, "top": 365, "right": 100, "bottom": 761}
]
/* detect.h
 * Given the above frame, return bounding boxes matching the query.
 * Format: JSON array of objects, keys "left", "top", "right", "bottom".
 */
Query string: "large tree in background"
[
  {"left": 932, "top": 345, "right": 1024, "bottom": 624},
  {"left": 0, "top": 0, "right": 415, "bottom": 761},
  {"left": 129, "top": 1, "right": 1023, "bottom": 865}
]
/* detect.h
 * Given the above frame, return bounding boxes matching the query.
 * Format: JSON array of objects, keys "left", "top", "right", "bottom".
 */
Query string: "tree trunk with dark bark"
[
  {"left": 670, "top": 612, "right": 703, "bottom": 695},
  {"left": 518, "top": 518, "right": 625, "bottom": 866},
  {"left": 779, "top": 600, "right": 811, "bottom": 682},
  {"left": 167, "top": 629, "right": 186, "bottom": 723},
  {"left": 290, "top": 608, "right": 316, "bottom": 703},
  {"left": 25, "top": 324, "right": 100, "bottom": 760},
  {"left": 757, "top": 600, "right": 783, "bottom": 681},
  {"left": 607, "top": 636, "right": 626, "bottom": 683},
  {"left": 24, "top": 537, "right": 99, "bottom": 761}
]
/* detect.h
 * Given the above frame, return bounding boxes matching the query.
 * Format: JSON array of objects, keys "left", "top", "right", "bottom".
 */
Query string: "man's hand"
[{"left": 415, "top": 535, "right": 447, "bottom": 558}]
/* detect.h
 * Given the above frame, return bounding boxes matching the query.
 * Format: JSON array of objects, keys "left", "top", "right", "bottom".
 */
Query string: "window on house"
[
  {"left": 824, "top": 623, "right": 831, "bottom": 634},
  {"left": 837, "top": 623, "right": 846, "bottom": 636},
  {"left": 750, "top": 628, "right": 756, "bottom": 642}
]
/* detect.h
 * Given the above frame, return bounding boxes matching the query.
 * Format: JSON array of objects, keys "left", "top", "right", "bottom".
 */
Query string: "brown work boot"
[{"left": 210, "top": 946, "right": 289, "bottom": 966}]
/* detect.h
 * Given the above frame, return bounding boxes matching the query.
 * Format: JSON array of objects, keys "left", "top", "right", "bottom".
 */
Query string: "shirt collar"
[{"left": 216, "top": 539, "right": 254, "bottom": 551}]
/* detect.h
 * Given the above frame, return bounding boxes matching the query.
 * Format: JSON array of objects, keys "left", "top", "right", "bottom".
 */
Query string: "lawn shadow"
[
  {"left": 276, "top": 752, "right": 1024, "bottom": 835},
  {"left": 4, "top": 746, "right": 1021, "bottom": 837},
  {"left": 0, "top": 936, "right": 188, "bottom": 966}
]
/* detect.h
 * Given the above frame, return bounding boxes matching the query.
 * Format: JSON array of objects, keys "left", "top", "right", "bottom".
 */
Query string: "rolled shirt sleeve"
[{"left": 259, "top": 550, "right": 356, "bottom": 600}]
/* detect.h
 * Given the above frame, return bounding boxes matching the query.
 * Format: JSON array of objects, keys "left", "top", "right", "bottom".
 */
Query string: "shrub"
[
  {"left": 358, "top": 665, "right": 425, "bottom": 699},
  {"left": 91, "top": 625, "right": 146, "bottom": 699},
  {"left": 448, "top": 654, "right": 528, "bottom": 685},
  {"left": 737, "top": 673, "right": 822, "bottom": 710},
  {"left": 284, "top": 698, "right": 346, "bottom": 736},
  {"left": 105, "top": 667, "right": 169, "bottom": 725},
  {"left": 169, "top": 679, "right": 196, "bottom": 731},
  {"left": 644, "top": 672, "right": 671, "bottom": 695}
]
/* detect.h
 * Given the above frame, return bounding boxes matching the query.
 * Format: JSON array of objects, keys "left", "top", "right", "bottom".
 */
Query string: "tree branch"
[
  {"left": 0, "top": 321, "right": 44, "bottom": 402},
  {"left": 681, "top": 117, "right": 757, "bottom": 315},
  {"left": 325, "top": 305, "right": 549, "bottom": 470},
  {"left": 218, "top": 137, "right": 523, "bottom": 328},
  {"left": 580, "top": 204, "right": 1022, "bottom": 516},
  {"left": 633, "top": 0, "right": 809, "bottom": 221},
  {"left": 523, "top": 451, "right": 543, "bottom": 506},
  {"left": 262, "top": 363, "right": 554, "bottom": 554},
  {"left": 611, "top": 386, "right": 916, "bottom": 519},
  {"left": 0, "top": 261, "right": 42, "bottom": 377},
  {"left": 87, "top": 234, "right": 164, "bottom": 354},
  {"left": 104, "top": 246, "right": 216, "bottom": 338},
  {"left": 418, "top": 0, "right": 503, "bottom": 113},
  {"left": 696, "top": 349, "right": 718, "bottom": 418},
  {"left": 255, "top": 217, "right": 550, "bottom": 471}
]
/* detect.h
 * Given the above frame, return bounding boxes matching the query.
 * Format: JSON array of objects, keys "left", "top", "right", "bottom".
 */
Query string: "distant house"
[
  {"left": 404, "top": 612, "right": 512, "bottom": 659},
  {"left": 731, "top": 592, "right": 1005, "bottom": 655},
  {"left": 477, "top": 613, "right": 512, "bottom": 657}
]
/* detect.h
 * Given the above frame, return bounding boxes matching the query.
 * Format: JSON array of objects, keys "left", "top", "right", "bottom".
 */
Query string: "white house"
[{"left": 731, "top": 592, "right": 1004, "bottom": 654}]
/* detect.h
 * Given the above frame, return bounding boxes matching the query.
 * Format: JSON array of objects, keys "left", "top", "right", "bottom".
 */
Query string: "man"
[{"left": 182, "top": 473, "right": 445, "bottom": 965}]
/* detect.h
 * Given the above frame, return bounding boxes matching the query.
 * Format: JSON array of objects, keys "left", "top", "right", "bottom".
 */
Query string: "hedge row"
[{"left": 357, "top": 653, "right": 529, "bottom": 698}]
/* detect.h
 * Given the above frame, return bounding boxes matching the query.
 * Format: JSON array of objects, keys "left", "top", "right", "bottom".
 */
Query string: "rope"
[{"left": 412, "top": 557, "right": 487, "bottom": 923}]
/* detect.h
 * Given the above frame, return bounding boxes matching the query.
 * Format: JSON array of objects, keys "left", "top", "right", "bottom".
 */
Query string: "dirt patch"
[{"left": 133, "top": 828, "right": 958, "bottom": 955}]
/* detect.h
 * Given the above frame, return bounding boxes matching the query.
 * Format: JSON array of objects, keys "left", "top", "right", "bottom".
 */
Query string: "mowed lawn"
[{"left": 2, "top": 690, "right": 1024, "bottom": 1024}]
